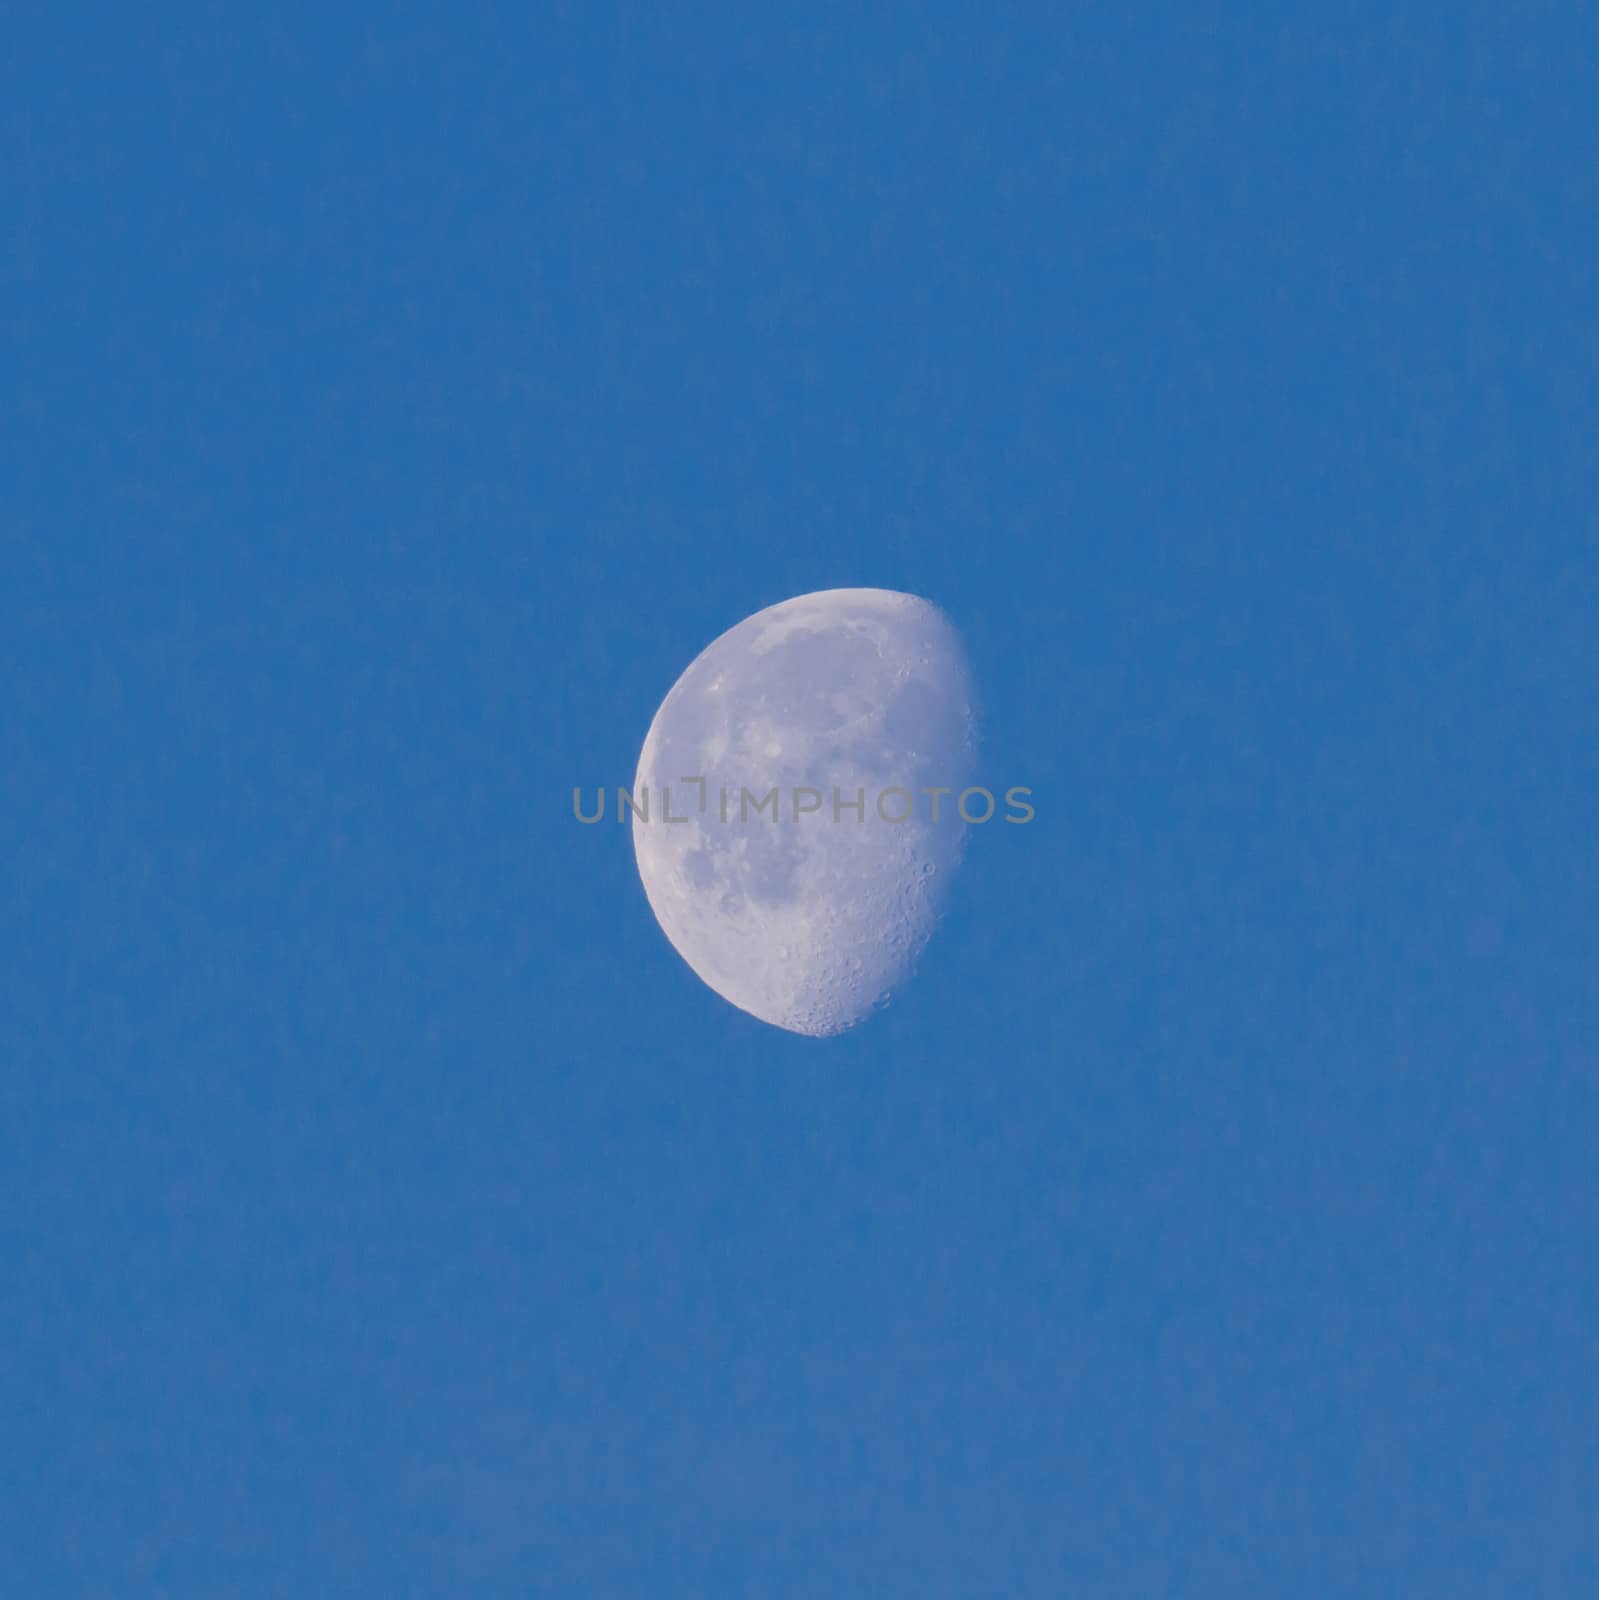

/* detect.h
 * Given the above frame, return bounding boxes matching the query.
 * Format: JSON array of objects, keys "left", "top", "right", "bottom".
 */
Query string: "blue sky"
[{"left": 5, "top": 5, "right": 1597, "bottom": 1595}]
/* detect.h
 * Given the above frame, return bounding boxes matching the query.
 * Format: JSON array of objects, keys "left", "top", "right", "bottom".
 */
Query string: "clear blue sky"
[{"left": 5, "top": 5, "right": 1597, "bottom": 1595}]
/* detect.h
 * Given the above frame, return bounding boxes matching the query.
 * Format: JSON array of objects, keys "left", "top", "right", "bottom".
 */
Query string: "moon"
[{"left": 632, "top": 587, "right": 977, "bottom": 1037}]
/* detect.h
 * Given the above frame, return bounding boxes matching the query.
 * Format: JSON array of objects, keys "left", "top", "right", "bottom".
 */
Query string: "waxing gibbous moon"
[{"left": 632, "top": 588, "right": 977, "bottom": 1037}]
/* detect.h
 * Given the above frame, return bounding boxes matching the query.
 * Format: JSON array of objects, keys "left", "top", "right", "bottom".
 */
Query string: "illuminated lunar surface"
[{"left": 632, "top": 588, "right": 977, "bottom": 1037}]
